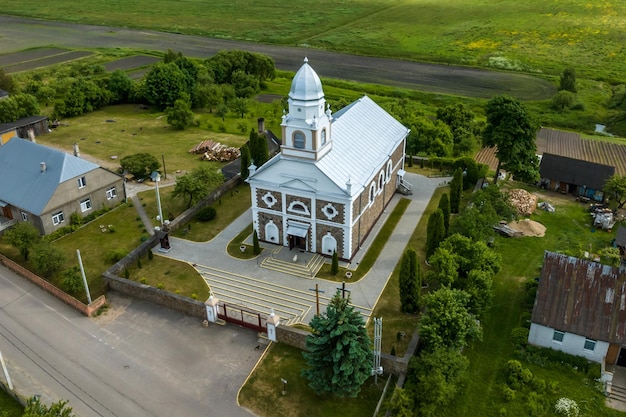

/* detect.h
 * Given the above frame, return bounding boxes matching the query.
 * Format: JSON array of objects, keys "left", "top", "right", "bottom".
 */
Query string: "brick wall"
[{"left": 0, "top": 253, "right": 106, "bottom": 317}]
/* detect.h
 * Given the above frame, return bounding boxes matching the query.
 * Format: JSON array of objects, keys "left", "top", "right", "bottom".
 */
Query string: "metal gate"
[{"left": 217, "top": 302, "right": 268, "bottom": 333}]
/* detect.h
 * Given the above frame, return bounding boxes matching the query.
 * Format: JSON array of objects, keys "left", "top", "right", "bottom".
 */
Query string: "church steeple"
[{"left": 281, "top": 58, "right": 332, "bottom": 161}]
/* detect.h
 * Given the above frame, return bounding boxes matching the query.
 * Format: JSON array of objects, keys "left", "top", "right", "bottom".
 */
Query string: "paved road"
[
  {"left": 0, "top": 15, "right": 555, "bottom": 100},
  {"left": 0, "top": 266, "right": 263, "bottom": 417}
]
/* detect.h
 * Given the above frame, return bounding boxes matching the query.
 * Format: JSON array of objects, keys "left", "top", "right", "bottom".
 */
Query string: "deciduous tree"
[
  {"left": 143, "top": 62, "right": 186, "bottom": 109},
  {"left": 31, "top": 241, "right": 65, "bottom": 278},
  {"left": 120, "top": 153, "right": 160, "bottom": 180},
  {"left": 419, "top": 287, "right": 481, "bottom": 352},
  {"left": 604, "top": 174, "right": 626, "bottom": 209},
  {"left": 483, "top": 95, "right": 540, "bottom": 184},
  {"left": 559, "top": 67, "right": 577, "bottom": 93},
  {"left": 172, "top": 165, "right": 223, "bottom": 208},
  {"left": 166, "top": 93, "right": 195, "bottom": 129},
  {"left": 5, "top": 222, "right": 39, "bottom": 260},
  {"left": 302, "top": 291, "right": 373, "bottom": 398}
]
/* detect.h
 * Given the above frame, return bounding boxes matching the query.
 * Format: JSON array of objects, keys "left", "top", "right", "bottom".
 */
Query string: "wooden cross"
[{"left": 309, "top": 283, "right": 325, "bottom": 316}]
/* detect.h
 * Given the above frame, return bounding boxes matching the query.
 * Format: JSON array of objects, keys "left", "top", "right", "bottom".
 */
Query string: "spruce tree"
[
  {"left": 426, "top": 209, "right": 446, "bottom": 259},
  {"left": 438, "top": 193, "right": 450, "bottom": 235},
  {"left": 302, "top": 291, "right": 373, "bottom": 398}
]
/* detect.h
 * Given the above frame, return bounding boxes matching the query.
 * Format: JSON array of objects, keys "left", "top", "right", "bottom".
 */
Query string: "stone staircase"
[
  {"left": 195, "top": 264, "right": 314, "bottom": 325},
  {"left": 259, "top": 249, "right": 326, "bottom": 279},
  {"left": 607, "top": 366, "right": 626, "bottom": 413}
]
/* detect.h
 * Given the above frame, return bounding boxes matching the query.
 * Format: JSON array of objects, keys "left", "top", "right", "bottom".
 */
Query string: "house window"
[
  {"left": 21, "top": 211, "right": 28, "bottom": 221},
  {"left": 552, "top": 330, "right": 564, "bottom": 343},
  {"left": 52, "top": 211, "right": 64, "bottom": 225},
  {"left": 378, "top": 172, "right": 385, "bottom": 192},
  {"left": 106, "top": 186, "right": 117, "bottom": 200},
  {"left": 386, "top": 161, "right": 392, "bottom": 182},
  {"left": 321, "top": 129, "right": 327, "bottom": 145},
  {"left": 584, "top": 338, "right": 596, "bottom": 352},
  {"left": 77, "top": 176, "right": 87, "bottom": 189},
  {"left": 369, "top": 184, "right": 376, "bottom": 203},
  {"left": 80, "top": 198, "right": 92, "bottom": 212},
  {"left": 294, "top": 132, "right": 305, "bottom": 149}
]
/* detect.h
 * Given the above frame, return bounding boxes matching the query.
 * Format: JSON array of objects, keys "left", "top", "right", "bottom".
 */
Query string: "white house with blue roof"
[
  {"left": 247, "top": 58, "right": 410, "bottom": 260},
  {"left": 0, "top": 139, "right": 125, "bottom": 235}
]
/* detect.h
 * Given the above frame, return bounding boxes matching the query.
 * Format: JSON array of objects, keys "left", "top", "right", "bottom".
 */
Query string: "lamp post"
[
  {"left": 151, "top": 171, "right": 163, "bottom": 229},
  {"left": 151, "top": 171, "right": 171, "bottom": 252}
]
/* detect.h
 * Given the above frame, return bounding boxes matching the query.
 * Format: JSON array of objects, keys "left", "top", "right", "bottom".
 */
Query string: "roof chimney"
[
  {"left": 73, "top": 142, "right": 80, "bottom": 157},
  {"left": 40, "top": 162, "right": 46, "bottom": 172}
]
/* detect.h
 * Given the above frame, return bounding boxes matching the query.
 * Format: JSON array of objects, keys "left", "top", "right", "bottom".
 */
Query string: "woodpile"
[
  {"left": 189, "top": 140, "right": 240, "bottom": 162},
  {"left": 508, "top": 188, "right": 538, "bottom": 216}
]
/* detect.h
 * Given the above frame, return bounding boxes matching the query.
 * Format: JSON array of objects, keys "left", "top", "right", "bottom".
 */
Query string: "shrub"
[
  {"left": 157, "top": 283, "right": 164, "bottom": 289},
  {"left": 106, "top": 249, "right": 127, "bottom": 264},
  {"left": 124, "top": 268, "right": 130, "bottom": 279},
  {"left": 140, "top": 277, "right": 147, "bottom": 284},
  {"left": 191, "top": 293, "right": 198, "bottom": 299},
  {"left": 61, "top": 266, "right": 82, "bottom": 293},
  {"left": 70, "top": 212, "right": 82, "bottom": 226},
  {"left": 511, "top": 327, "right": 529, "bottom": 346},
  {"left": 504, "top": 359, "right": 524, "bottom": 385},
  {"left": 31, "top": 241, "right": 65, "bottom": 278},
  {"left": 502, "top": 385, "right": 516, "bottom": 402},
  {"left": 197, "top": 206, "right": 217, "bottom": 222},
  {"left": 148, "top": 250, "right": 154, "bottom": 261},
  {"left": 555, "top": 398, "right": 579, "bottom": 417}
]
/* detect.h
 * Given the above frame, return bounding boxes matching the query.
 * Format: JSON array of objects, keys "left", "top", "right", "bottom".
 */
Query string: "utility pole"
[
  {"left": 0, "top": 348, "right": 13, "bottom": 390},
  {"left": 76, "top": 249, "right": 92, "bottom": 304}
]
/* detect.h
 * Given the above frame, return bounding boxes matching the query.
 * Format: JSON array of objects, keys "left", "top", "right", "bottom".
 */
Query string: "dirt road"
[{"left": 0, "top": 15, "right": 555, "bottom": 100}]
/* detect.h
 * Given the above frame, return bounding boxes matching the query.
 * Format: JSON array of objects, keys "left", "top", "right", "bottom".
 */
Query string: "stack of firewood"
[
  {"left": 189, "top": 140, "right": 240, "bottom": 162},
  {"left": 508, "top": 188, "right": 538, "bottom": 216}
]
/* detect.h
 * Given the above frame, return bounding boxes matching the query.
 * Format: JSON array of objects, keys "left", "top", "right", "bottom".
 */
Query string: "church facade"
[{"left": 247, "top": 58, "right": 410, "bottom": 260}]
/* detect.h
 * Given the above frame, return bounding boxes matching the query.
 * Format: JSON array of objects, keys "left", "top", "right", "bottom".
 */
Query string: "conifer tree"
[
  {"left": 331, "top": 250, "right": 339, "bottom": 275},
  {"left": 399, "top": 249, "right": 420, "bottom": 313},
  {"left": 438, "top": 193, "right": 450, "bottom": 235},
  {"left": 253, "top": 230, "right": 261, "bottom": 254},
  {"left": 240, "top": 144, "right": 251, "bottom": 179},
  {"left": 449, "top": 168, "right": 463, "bottom": 214},
  {"left": 302, "top": 291, "right": 373, "bottom": 398},
  {"left": 426, "top": 209, "right": 446, "bottom": 259}
]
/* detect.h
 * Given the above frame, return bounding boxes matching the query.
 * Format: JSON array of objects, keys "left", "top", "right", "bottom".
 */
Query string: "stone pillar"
[
  {"left": 266, "top": 310, "right": 280, "bottom": 342},
  {"left": 205, "top": 296, "right": 219, "bottom": 323}
]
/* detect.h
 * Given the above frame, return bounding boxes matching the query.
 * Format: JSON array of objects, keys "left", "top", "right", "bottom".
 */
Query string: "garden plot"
[
  {"left": 0, "top": 47, "right": 67, "bottom": 66},
  {"left": 4, "top": 50, "right": 92, "bottom": 73},
  {"left": 104, "top": 55, "right": 160, "bottom": 72}
]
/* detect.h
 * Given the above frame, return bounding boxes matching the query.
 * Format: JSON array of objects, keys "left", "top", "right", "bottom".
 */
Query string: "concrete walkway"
[{"left": 157, "top": 173, "right": 448, "bottom": 324}]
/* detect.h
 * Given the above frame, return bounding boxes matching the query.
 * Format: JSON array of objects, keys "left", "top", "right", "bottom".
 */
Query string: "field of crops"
[
  {"left": 475, "top": 127, "right": 626, "bottom": 175},
  {"left": 2, "top": 0, "right": 625, "bottom": 81},
  {"left": 0, "top": 48, "right": 93, "bottom": 73}
]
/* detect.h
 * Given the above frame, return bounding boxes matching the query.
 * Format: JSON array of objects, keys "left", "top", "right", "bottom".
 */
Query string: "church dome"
[{"left": 289, "top": 57, "right": 324, "bottom": 101}]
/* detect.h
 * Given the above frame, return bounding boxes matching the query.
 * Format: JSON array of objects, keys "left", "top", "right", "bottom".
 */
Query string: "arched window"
[
  {"left": 321, "top": 129, "right": 327, "bottom": 145},
  {"left": 378, "top": 172, "right": 385, "bottom": 192},
  {"left": 288, "top": 201, "right": 310, "bottom": 215},
  {"left": 386, "top": 161, "right": 393, "bottom": 182},
  {"left": 294, "top": 131, "right": 305, "bottom": 149},
  {"left": 369, "top": 184, "right": 376, "bottom": 203}
]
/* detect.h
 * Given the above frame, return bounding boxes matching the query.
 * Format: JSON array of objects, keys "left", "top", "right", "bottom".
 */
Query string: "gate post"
[
  {"left": 267, "top": 310, "right": 280, "bottom": 342},
  {"left": 205, "top": 295, "right": 219, "bottom": 323}
]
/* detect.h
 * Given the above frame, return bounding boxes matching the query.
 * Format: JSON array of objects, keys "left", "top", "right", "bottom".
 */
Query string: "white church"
[{"left": 247, "top": 58, "right": 411, "bottom": 260}]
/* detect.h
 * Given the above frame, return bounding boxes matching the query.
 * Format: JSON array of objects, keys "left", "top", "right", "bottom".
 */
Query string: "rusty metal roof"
[{"left": 532, "top": 251, "right": 626, "bottom": 343}]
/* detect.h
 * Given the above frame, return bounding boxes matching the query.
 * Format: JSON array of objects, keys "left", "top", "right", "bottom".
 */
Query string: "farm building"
[
  {"left": 0, "top": 115, "right": 49, "bottom": 145},
  {"left": 246, "top": 58, "right": 410, "bottom": 260},
  {"left": 475, "top": 127, "right": 626, "bottom": 177},
  {"left": 539, "top": 153, "right": 614, "bottom": 201},
  {"left": 529, "top": 251, "right": 626, "bottom": 372},
  {"left": 0, "top": 139, "right": 125, "bottom": 235}
]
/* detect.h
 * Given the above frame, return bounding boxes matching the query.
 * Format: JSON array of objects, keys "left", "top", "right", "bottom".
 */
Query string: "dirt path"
[{"left": 0, "top": 15, "right": 555, "bottom": 100}]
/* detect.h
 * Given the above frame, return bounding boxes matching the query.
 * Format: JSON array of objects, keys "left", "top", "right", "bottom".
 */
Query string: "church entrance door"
[{"left": 288, "top": 234, "right": 307, "bottom": 250}]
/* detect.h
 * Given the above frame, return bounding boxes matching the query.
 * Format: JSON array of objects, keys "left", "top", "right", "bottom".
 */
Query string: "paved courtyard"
[{"left": 157, "top": 173, "right": 448, "bottom": 325}]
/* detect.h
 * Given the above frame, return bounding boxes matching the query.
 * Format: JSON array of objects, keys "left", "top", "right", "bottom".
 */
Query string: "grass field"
[{"left": 3, "top": 1, "right": 626, "bottom": 81}]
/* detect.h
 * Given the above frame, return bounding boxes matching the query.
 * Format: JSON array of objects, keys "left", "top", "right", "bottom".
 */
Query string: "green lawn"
[
  {"left": 448, "top": 189, "right": 620, "bottom": 416},
  {"left": 4, "top": 1, "right": 626, "bottom": 80},
  {"left": 0, "top": 390, "right": 23, "bottom": 417},
  {"left": 238, "top": 343, "right": 384, "bottom": 417}
]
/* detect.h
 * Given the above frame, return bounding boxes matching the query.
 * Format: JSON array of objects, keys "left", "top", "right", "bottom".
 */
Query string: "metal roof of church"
[
  {"left": 0, "top": 139, "right": 99, "bottom": 215},
  {"left": 250, "top": 95, "right": 409, "bottom": 197},
  {"left": 288, "top": 57, "right": 324, "bottom": 101}
]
